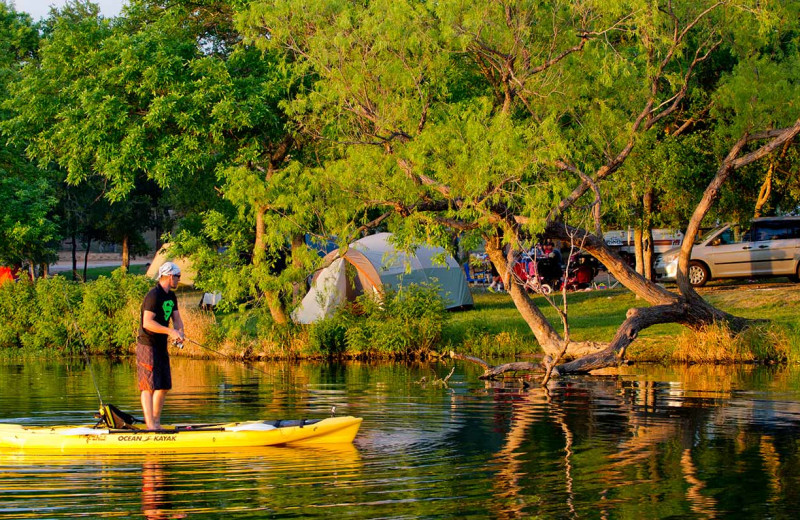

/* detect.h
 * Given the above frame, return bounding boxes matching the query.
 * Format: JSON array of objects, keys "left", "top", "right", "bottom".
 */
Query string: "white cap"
[{"left": 158, "top": 262, "right": 181, "bottom": 277}]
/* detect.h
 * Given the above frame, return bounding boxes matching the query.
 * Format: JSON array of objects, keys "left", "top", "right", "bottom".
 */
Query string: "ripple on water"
[{"left": 3, "top": 360, "right": 800, "bottom": 518}]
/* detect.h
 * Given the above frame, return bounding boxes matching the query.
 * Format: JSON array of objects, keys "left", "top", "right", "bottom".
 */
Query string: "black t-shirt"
[{"left": 137, "top": 284, "right": 178, "bottom": 348}]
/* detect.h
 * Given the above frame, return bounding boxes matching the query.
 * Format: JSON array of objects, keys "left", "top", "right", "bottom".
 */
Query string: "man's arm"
[
  {"left": 171, "top": 309, "right": 185, "bottom": 339},
  {"left": 143, "top": 310, "right": 184, "bottom": 342}
]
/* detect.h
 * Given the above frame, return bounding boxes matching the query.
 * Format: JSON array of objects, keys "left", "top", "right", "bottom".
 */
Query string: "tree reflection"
[{"left": 481, "top": 366, "right": 800, "bottom": 518}]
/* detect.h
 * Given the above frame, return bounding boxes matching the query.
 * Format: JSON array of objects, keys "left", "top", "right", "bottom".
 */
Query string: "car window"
[
  {"left": 697, "top": 226, "right": 725, "bottom": 244},
  {"left": 715, "top": 227, "right": 750, "bottom": 245},
  {"left": 753, "top": 221, "right": 797, "bottom": 241}
]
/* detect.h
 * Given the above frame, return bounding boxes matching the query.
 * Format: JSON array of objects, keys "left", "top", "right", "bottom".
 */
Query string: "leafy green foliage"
[
  {"left": 3, "top": 0, "right": 328, "bottom": 319},
  {"left": 0, "top": 2, "right": 59, "bottom": 269},
  {"left": 308, "top": 284, "right": 449, "bottom": 357},
  {"left": 77, "top": 270, "right": 151, "bottom": 354},
  {"left": 0, "top": 271, "right": 150, "bottom": 353},
  {"left": 0, "top": 175, "right": 59, "bottom": 267},
  {"left": 0, "top": 278, "right": 36, "bottom": 349},
  {"left": 240, "top": 0, "right": 800, "bottom": 247}
]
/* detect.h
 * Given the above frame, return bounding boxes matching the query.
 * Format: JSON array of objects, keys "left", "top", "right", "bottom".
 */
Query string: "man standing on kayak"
[{"left": 137, "top": 261, "right": 185, "bottom": 430}]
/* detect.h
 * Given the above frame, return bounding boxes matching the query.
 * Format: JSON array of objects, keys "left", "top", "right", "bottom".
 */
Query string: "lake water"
[{"left": 1, "top": 358, "right": 800, "bottom": 518}]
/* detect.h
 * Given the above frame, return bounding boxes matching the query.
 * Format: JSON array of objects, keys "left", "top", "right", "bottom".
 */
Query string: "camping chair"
[{"left": 464, "top": 264, "right": 488, "bottom": 286}]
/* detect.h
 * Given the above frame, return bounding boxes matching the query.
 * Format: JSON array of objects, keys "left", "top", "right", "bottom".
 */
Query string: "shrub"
[
  {"left": 309, "top": 283, "right": 449, "bottom": 358},
  {"left": 0, "top": 280, "right": 36, "bottom": 349},
  {"left": 77, "top": 270, "right": 151, "bottom": 354},
  {"left": 307, "top": 311, "right": 349, "bottom": 355},
  {"left": 454, "top": 325, "right": 529, "bottom": 360},
  {"left": 30, "top": 276, "right": 81, "bottom": 352},
  {"left": 0, "top": 270, "right": 150, "bottom": 355}
]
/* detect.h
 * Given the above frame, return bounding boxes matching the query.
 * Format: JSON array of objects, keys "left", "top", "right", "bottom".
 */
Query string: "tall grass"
[{"left": 672, "top": 321, "right": 792, "bottom": 364}]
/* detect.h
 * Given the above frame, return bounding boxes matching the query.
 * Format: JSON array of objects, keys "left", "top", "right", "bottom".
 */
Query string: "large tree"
[
  {"left": 240, "top": 0, "right": 799, "bottom": 374},
  {"left": 0, "top": 1, "right": 59, "bottom": 276},
  {"left": 4, "top": 0, "right": 328, "bottom": 323}
]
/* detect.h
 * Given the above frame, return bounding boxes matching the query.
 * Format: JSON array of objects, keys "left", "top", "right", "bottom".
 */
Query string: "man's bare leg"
[
  {"left": 141, "top": 390, "right": 155, "bottom": 429},
  {"left": 152, "top": 389, "right": 168, "bottom": 429}
]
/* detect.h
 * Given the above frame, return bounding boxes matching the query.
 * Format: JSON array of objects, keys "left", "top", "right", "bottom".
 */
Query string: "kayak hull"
[{"left": 0, "top": 416, "right": 362, "bottom": 453}]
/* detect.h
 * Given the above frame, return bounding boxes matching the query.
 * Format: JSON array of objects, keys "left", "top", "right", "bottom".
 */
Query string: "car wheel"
[
  {"left": 791, "top": 263, "right": 800, "bottom": 283},
  {"left": 688, "top": 261, "right": 709, "bottom": 287}
]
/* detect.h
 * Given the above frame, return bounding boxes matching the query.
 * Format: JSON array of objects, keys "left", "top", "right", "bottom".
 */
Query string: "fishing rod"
[
  {"left": 177, "top": 337, "right": 272, "bottom": 378},
  {"left": 62, "top": 287, "right": 105, "bottom": 408},
  {"left": 179, "top": 337, "right": 339, "bottom": 418},
  {"left": 74, "top": 322, "right": 105, "bottom": 407}
]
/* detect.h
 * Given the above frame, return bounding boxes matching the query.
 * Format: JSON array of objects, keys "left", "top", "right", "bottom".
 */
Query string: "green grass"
[
  {"left": 443, "top": 283, "right": 800, "bottom": 362},
  {"left": 55, "top": 264, "right": 149, "bottom": 281}
]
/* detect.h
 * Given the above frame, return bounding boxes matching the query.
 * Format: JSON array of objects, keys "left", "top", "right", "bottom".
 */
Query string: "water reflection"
[
  {"left": 473, "top": 367, "right": 800, "bottom": 518},
  {"left": 0, "top": 446, "right": 362, "bottom": 519},
  {"left": 142, "top": 455, "right": 191, "bottom": 520},
  {"left": 2, "top": 360, "right": 800, "bottom": 518}
]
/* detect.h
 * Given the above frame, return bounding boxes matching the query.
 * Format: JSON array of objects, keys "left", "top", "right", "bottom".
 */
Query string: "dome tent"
[
  {"left": 292, "top": 233, "right": 473, "bottom": 324},
  {"left": 145, "top": 243, "right": 196, "bottom": 286}
]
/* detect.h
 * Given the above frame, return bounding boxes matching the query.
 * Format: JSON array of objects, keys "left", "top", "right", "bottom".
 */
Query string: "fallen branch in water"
[
  {"left": 450, "top": 351, "right": 546, "bottom": 380},
  {"left": 416, "top": 365, "right": 457, "bottom": 388}
]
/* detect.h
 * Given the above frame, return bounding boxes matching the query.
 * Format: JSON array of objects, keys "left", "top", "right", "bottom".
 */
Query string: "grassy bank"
[
  {"left": 442, "top": 283, "right": 800, "bottom": 363},
  {"left": 56, "top": 264, "right": 149, "bottom": 281},
  {"left": 3, "top": 269, "right": 798, "bottom": 365}
]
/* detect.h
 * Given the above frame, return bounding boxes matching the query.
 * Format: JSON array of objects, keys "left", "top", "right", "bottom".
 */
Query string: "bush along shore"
[{"left": 1, "top": 270, "right": 798, "bottom": 364}]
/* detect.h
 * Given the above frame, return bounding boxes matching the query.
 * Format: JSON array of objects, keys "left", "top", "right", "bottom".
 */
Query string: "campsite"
[{"left": 3, "top": 0, "right": 800, "bottom": 517}]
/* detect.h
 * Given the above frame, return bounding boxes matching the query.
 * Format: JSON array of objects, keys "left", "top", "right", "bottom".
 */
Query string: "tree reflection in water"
[{"left": 480, "top": 365, "right": 800, "bottom": 518}]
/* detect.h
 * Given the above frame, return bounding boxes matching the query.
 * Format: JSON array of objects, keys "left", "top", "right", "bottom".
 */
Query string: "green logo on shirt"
[{"left": 162, "top": 300, "right": 175, "bottom": 321}]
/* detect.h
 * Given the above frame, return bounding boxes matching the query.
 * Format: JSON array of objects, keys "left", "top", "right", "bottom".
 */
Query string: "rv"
[{"left": 603, "top": 228, "right": 684, "bottom": 264}]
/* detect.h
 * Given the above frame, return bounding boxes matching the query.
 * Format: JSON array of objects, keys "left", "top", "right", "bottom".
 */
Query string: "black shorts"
[{"left": 136, "top": 343, "right": 172, "bottom": 391}]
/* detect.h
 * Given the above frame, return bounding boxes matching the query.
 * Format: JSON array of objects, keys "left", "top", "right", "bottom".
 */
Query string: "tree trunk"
[
  {"left": 265, "top": 290, "right": 289, "bottom": 325},
  {"left": 643, "top": 189, "right": 654, "bottom": 281},
  {"left": 291, "top": 233, "right": 306, "bottom": 305},
  {"left": 252, "top": 204, "right": 289, "bottom": 325},
  {"left": 634, "top": 228, "right": 644, "bottom": 276},
  {"left": 754, "top": 139, "right": 792, "bottom": 218},
  {"left": 643, "top": 228, "right": 653, "bottom": 281},
  {"left": 121, "top": 235, "right": 130, "bottom": 271},
  {"left": 71, "top": 234, "right": 78, "bottom": 281},
  {"left": 484, "top": 233, "right": 605, "bottom": 360},
  {"left": 544, "top": 123, "right": 800, "bottom": 374},
  {"left": 83, "top": 236, "right": 91, "bottom": 282},
  {"left": 753, "top": 165, "right": 772, "bottom": 219},
  {"left": 534, "top": 221, "right": 753, "bottom": 375},
  {"left": 553, "top": 304, "right": 689, "bottom": 375}
]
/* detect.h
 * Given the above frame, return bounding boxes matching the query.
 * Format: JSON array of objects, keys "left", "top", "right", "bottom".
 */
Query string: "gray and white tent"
[{"left": 292, "top": 233, "right": 473, "bottom": 324}]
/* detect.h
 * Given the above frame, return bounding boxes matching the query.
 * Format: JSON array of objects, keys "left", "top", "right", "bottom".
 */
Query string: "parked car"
[{"left": 655, "top": 216, "right": 800, "bottom": 286}]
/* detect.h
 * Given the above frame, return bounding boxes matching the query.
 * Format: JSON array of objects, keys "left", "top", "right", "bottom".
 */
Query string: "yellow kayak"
[{"left": 0, "top": 416, "right": 362, "bottom": 453}]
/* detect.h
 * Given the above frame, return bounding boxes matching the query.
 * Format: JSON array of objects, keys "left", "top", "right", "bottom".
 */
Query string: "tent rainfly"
[
  {"left": 145, "top": 243, "right": 196, "bottom": 286},
  {"left": 292, "top": 233, "right": 473, "bottom": 324}
]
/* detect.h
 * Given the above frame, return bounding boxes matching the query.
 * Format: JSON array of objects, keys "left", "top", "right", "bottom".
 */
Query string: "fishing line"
[
  {"left": 179, "top": 337, "right": 272, "bottom": 378},
  {"left": 62, "top": 286, "right": 105, "bottom": 408}
]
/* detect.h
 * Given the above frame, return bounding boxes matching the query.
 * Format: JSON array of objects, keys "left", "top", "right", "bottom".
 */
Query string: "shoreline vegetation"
[{"left": 1, "top": 269, "right": 798, "bottom": 367}]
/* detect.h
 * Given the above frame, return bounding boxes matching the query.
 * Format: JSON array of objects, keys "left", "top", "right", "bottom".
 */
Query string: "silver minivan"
[{"left": 655, "top": 217, "right": 800, "bottom": 286}]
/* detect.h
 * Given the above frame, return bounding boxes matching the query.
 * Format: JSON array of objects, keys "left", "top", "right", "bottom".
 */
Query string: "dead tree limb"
[
  {"left": 450, "top": 351, "right": 543, "bottom": 380},
  {"left": 552, "top": 303, "right": 690, "bottom": 375}
]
